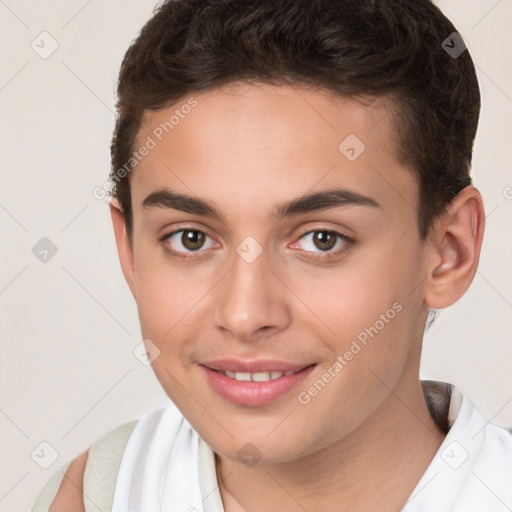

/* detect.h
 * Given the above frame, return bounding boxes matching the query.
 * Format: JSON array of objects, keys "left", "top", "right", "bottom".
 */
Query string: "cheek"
[
  {"left": 133, "top": 242, "right": 202, "bottom": 337},
  {"left": 289, "top": 255, "right": 404, "bottom": 342},
  {"left": 290, "top": 244, "right": 421, "bottom": 382},
  {"left": 132, "top": 263, "right": 201, "bottom": 402}
]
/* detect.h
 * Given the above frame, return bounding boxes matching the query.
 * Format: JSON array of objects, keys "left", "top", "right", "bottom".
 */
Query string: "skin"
[
  {"left": 108, "top": 82, "right": 485, "bottom": 511},
  {"left": 49, "top": 449, "right": 88, "bottom": 511}
]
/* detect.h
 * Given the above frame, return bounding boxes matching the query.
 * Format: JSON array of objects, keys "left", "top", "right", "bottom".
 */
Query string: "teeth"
[
  {"left": 250, "top": 371, "right": 270, "bottom": 381},
  {"left": 222, "top": 370, "right": 299, "bottom": 381}
]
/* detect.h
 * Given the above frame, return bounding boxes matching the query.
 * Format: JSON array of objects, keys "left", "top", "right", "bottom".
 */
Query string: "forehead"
[{"left": 130, "top": 82, "right": 417, "bottom": 222}]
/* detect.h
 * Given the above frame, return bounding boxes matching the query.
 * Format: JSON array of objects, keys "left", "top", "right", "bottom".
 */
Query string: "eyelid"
[
  {"left": 158, "top": 222, "right": 216, "bottom": 241},
  {"left": 290, "top": 220, "right": 356, "bottom": 239},
  {"left": 290, "top": 221, "right": 354, "bottom": 243},
  {"left": 296, "top": 226, "right": 352, "bottom": 239}
]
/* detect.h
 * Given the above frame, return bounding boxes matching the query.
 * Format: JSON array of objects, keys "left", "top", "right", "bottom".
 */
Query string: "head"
[{"left": 108, "top": 0, "right": 484, "bottom": 466}]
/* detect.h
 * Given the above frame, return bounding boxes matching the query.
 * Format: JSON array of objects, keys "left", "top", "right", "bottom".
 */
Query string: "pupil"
[
  {"left": 314, "top": 231, "right": 336, "bottom": 251},
  {"left": 183, "top": 230, "right": 205, "bottom": 250}
]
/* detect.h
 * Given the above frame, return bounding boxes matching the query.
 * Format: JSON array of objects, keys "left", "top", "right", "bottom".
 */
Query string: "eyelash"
[{"left": 159, "top": 227, "right": 354, "bottom": 262}]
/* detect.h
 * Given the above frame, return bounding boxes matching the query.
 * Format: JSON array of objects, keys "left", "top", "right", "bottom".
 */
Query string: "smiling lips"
[{"left": 200, "top": 359, "right": 316, "bottom": 406}]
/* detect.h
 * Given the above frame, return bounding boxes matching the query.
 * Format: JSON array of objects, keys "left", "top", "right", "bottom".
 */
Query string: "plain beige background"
[{"left": 0, "top": 1, "right": 510, "bottom": 510}]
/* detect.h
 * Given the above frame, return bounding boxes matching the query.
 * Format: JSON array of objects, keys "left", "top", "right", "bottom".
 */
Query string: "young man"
[{"left": 32, "top": 0, "right": 512, "bottom": 511}]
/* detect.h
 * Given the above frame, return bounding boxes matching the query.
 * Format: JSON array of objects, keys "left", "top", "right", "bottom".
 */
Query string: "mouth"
[
  {"left": 199, "top": 359, "right": 317, "bottom": 406},
  {"left": 211, "top": 368, "right": 305, "bottom": 382}
]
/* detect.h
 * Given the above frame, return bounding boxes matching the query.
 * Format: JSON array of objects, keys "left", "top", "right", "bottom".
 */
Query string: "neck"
[{"left": 215, "top": 377, "right": 446, "bottom": 512}]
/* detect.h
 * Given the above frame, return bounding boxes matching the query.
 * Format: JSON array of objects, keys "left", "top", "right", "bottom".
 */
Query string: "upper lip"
[{"left": 201, "top": 358, "right": 315, "bottom": 373}]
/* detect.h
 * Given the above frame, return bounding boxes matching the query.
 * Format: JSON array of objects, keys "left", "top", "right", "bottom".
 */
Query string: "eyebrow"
[{"left": 142, "top": 186, "right": 380, "bottom": 222}]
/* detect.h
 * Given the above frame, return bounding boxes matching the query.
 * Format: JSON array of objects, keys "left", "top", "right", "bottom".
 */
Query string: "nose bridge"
[{"left": 212, "top": 239, "right": 290, "bottom": 339}]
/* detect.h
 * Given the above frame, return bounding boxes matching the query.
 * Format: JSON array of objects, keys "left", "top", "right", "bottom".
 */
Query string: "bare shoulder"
[{"left": 48, "top": 448, "right": 89, "bottom": 512}]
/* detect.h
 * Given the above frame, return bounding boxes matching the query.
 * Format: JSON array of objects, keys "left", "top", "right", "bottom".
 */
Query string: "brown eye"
[
  {"left": 311, "top": 231, "right": 338, "bottom": 251},
  {"left": 181, "top": 230, "right": 206, "bottom": 250},
  {"left": 161, "top": 229, "right": 215, "bottom": 258},
  {"left": 294, "top": 229, "right": 352, "bottom": 260}
]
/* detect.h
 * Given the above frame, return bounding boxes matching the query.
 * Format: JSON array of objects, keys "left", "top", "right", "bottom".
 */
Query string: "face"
[{"left": 118, "top": 82, "right": 432, "bottom": 465}]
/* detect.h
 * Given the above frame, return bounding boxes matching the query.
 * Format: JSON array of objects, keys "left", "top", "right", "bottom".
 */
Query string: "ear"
[
  {"left": 109, "top": 198, "right": 137, "bottom": 299},
  {"left": 423, "top": 186, "right": 485, "bottom": 309}
]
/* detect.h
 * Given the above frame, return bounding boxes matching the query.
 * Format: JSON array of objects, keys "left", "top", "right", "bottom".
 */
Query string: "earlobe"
[
  {"left": 109, "top": 199, "right": 137, "bottom": 298},
  {"left": 424, "top": 186, "right": 485, "bottom": 309}
]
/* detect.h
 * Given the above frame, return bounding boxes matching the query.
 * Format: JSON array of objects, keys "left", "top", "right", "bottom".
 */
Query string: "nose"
[{"left": 212, "top": 244, "right": 291, "bottom": 342}]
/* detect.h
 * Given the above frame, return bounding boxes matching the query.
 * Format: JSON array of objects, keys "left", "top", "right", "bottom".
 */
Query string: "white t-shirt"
[{"left": 32, "top": 380, "right": 512, "bottom": 511}]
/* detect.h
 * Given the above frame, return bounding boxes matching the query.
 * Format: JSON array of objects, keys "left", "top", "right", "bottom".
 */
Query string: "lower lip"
[{"left": 200, "top": 364, "right": 316, "bottom": 406}]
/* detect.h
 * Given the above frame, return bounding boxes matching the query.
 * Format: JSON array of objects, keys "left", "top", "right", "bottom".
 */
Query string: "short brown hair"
[{"left": 109, "top": 0, "right": 480, "bottom": 242}]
